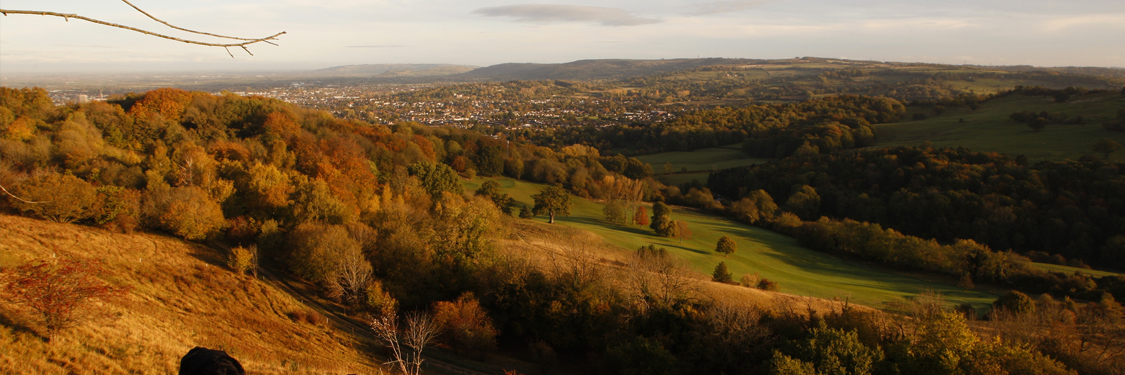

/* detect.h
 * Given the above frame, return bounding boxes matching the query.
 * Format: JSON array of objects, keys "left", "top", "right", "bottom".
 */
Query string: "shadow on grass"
[{"left": 0, "top": 307, "right": 47, "bottom": 343}]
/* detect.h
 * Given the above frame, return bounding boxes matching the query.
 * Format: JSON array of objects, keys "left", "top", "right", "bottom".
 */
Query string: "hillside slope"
[
  {"left": 0, "top": 215, "right": 379, "bottom": 374},
  {"left": 876, "top": 91, "right": 1125, "bottom": 162}
]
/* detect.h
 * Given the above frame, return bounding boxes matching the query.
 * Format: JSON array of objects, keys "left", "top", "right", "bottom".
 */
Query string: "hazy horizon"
[{"left": 2, "top": 0, "right": 1124, "bottom": 75}]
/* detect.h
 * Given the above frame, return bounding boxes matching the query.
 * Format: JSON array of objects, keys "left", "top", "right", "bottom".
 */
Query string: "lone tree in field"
[
  {"left": 0, "top": 258, "right": 127, "bottom": 341},
  {"left": 1093, "top": 138, "right": 1122, "bottom": 159},
  {"left": 716, "top": 236, "right": 737, "bottom": 256},
  {"left": 532, "top": 184, "right": 571, "bottom": 223},
  {"left": 712, "top": 262, "right": 733, "bottom": 284}
]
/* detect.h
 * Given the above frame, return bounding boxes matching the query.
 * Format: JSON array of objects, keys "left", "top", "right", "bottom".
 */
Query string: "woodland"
[{"left": 1, "top": 72, "right": 1125, "bottom": 374}]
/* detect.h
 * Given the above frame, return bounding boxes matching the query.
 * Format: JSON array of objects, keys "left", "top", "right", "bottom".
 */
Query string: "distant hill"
[
  {"left": 455, "top": 58, "right": 765, "bottom": 81},
  {"left": 310, "top": 63, "right": 477, "bottom": 77}
]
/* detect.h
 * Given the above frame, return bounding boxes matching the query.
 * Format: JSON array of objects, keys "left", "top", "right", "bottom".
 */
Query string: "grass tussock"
[{"left": 0, "top": 214, "right": 380, "bottom": 374}]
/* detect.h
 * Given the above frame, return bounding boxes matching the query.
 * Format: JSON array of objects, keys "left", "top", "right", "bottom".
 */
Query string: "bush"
[
  {"left": 992, "top": 290, "right": 1036, "bottom": 315},
  {"left": 227, "top": 245, "right": 257, "bottom": 276},
  {"left": 288, "top": 309, "right": 328, "bottom": 326},
  {"left": 740, "top": 273, "right": 760, "bottom": 288},
  {"left": 0, "top": 258, "right": 128, "bottom": 340},
  {"left": 758, "top": 278, "right": 780, "bottom": 291}
]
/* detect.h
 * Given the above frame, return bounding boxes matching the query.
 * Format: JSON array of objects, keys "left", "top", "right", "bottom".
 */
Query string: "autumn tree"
[
  {"left": 432, "top": 292, "right": 498, "bottom": 359},
  {"left": 532, "top": 184, "right": 570, "bottom": 223},
  {"left": 0, "top": 258, "right": 127, "bottom": 341},
  {"left": 10, "top": 171, "right": 99, "bottom": 223},
  {"left": 716, "top": 236, "right": 737, "bottom": 256},
  {"left": 712, "top": 262, "right": 734, "bottom": 284},
  {"left": 633, "top": 205, "right": 650, "bottom": 226},
  {"left": 674, "top": 220, "right": 692, "bottom": 243}
]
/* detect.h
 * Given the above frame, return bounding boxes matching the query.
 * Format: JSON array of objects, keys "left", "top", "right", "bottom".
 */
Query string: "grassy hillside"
[
  {"left": 0, "top": 215, "right": 379, "bottom": 374},
  {"left": 877, "top": 92, "right": 1125, "bottom": 162},
  {"left": 634, "top": 144, "right": 768, "bottom": 186},
  {"left": 466, "top": 178, "right": 999, "bottom": 310}
]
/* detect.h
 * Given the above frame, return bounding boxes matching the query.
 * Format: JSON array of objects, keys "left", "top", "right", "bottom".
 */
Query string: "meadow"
[
  {"left": 877, "top": 92, "right": 1125, "bottom": 162},
  {"left": 634, "top": 144, "right": 768, "bottom": 186},
  {"left": 465, "top": 178, "right": 1001, "bottom": 310}
]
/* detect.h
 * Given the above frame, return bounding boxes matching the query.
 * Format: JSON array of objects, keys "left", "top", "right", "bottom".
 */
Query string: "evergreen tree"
[{"left": 712, "top": 261, "right": 733, "bottom": 284}]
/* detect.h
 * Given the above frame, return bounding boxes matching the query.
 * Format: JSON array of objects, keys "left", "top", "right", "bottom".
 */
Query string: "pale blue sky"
[{"left": 1, "top": 0, "right": 1123, "bottom": 74}]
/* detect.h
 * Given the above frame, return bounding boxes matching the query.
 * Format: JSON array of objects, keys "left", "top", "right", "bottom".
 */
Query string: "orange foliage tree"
[{"left": 0, "top": 258, "right": 128, "bottom": 341}]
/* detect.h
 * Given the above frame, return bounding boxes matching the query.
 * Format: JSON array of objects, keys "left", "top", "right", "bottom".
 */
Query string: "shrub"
[
  {"left": 758, "top": 278, "right": 780, "bottom": 291},
  {"left": 0, "top": 258, "right": 128, "bottom": 340},
  {"left": 740, "top": 273, "right": 760, "bottom": 288},
  {"left": 227, "top": 245, "right": 257, "bottom": 276},
  {"left": 992, "top": 290, "right": 1036, "bottom": 315}
]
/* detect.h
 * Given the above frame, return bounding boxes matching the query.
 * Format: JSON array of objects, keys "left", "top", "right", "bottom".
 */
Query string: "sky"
[{"left": 1, "top": 0, "right": 1123, "bottom": 74}]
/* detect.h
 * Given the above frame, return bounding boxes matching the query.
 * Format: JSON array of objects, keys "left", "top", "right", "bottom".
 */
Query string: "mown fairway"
[
  {"left": 877, "top": 92, "right": 1125, "bottom": 162},
  {"left": 635, "top": 144, "right": 769, "bottom": 186},
  {"left": 466, "top": 178, "right": 1000, "bottom": 310}
]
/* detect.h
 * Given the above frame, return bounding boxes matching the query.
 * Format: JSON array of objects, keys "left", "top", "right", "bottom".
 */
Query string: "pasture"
[{"left": 466, "top": 178, "right": 1000, "bottom": 310}]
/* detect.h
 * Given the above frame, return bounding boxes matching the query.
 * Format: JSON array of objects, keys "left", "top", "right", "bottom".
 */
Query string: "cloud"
[
  {"left": 472, "top": 4, "right": 660, "bottom": 26},
  {"left": 688, "top": 1, "right": 767, "bottom": 16}
]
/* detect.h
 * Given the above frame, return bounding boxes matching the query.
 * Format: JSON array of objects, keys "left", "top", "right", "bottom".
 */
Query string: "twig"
[
  {"left": 119, "top": 0, "right": 260, "bottom": 41},
  {"left": 0, "top": 9, "right": 284, "bottom": 56},
  {"left": 0, "top": 183, "right": 45, "bottom": 204}
]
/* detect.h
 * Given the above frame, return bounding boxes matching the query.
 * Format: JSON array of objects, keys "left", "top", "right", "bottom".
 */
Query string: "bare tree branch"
[
  {"left": 0, "top": 183, "right": 45, "bottom": 204},
  {"left": 119, "top": 0, "right": 270, "bottom": 43},
  {"left": 0, "top": 7, "right": 285, "bottom": 56}
]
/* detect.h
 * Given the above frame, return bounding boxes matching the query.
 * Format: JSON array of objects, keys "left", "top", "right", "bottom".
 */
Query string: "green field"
[
  {"left": 1034, "top": 263, "right": 1121, "bottom": 278},
  {"left": 635, "top": 144, "right": 768, "bottom": 186},
  {"left": 466, "top": 178, "right": 999, "bottom": 310},
  {"left": 877, "top": 92, "right": 1125, "bottom": 162}
]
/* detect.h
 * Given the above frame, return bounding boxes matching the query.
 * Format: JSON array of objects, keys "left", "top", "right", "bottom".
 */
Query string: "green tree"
[
  {"left": 1092, "top": 138, "right": 1122, "bottom": 159},
  {"left": 770, "top": 351, "right": 817, "bottom": 375},
  {"left": 784, "top": 185, "right": 821, "bottom": 220},
  {"left": 603, "top": 199, "right": 627, "bottom": 225},
  {"left": 650, "top": 201, "right": 675, "bottom": 236},
  {"left": 716, "top": 236, "right": 737, "bottom": 256},
  {"left": 712, "top": 261, "right": 733, "bottom": 284},
  {"left": 532, "top": 184, "right": 570, "bottom": 223},
  {"left": 731, "top": 189, "right": 778, "bottom": 224},
  {"left": 992, "top": 290, "right": 1036, "bottom": 315},
  {"left": 475, "top": 180, "right": 513, "bottom": 215},
  {"left": 795, "top": 323, "right": 883, "bottom": 375},
  {"left": 518, "top": 204, "right": 533, "bottom": 219},
  {"left": 408, "top": 161, "right": 461, "bottom": 197}
]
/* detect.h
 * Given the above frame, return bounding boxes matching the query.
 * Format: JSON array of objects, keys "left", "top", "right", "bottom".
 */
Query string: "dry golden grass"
[
  {"left": 501, "top": 218, "right": 875, "bottom": 317},
  {"left": 0, "top": 214, "right": 381, "bottom": 374}
]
